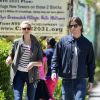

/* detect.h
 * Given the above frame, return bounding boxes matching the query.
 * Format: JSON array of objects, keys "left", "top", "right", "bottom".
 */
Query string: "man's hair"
[{"left": 68, "top": 17, "right": 84, "bottom": 32}]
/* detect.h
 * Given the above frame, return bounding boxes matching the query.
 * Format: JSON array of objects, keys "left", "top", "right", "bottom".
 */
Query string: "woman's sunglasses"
[
  {"left": 22, "top": 27, "right": 31, "bottom": 30},
  {"left": 69, "top": 24, "right": 78, "bottom": 28}
]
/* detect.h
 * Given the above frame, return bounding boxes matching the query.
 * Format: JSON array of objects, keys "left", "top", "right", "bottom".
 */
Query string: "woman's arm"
[
  {"left": 26, "top": 61, "right": 43, "bottom": 71},
  {"left": 44, "top": 61, "right": 48, "bottom": 75}
]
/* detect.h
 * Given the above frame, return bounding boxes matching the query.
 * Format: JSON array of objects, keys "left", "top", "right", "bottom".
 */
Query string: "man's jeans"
[
  {"left": 13, "top": 70, "right": 36, "bottom": 100},
  {"left": 62, "top": 79, "right": 87, "bottom": 100}
]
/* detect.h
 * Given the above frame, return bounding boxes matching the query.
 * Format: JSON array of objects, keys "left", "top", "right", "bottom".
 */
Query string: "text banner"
[{"left": 0, "top": 0, "right": 68, "bottom": 36}]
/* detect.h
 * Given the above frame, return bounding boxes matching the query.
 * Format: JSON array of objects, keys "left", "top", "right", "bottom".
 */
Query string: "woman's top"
[
  {"left": 9, "top": 34, "right": 43, "bottom": 84},
  {"left": 17, "top": 43, "right": 31, "bottom": 72},
  {"left": 38, "top": 56, "right": 47, "bottom": 80}
]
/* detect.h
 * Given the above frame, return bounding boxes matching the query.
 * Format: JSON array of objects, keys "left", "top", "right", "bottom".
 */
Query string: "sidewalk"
[{"left": 89, "top": 82, "right": 100, "bottom": 100}]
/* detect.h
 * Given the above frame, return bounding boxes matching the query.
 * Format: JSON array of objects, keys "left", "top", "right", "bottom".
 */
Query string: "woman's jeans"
[
  {"left": 62, "top": 79, "right": 87, "bottom": 100},
  {"left": 13, "top": 70, "right": 36, "bottom": 100}
]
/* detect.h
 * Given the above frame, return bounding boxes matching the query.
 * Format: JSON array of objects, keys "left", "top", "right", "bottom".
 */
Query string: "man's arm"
[
  {"left": 87, "top": 43, "right": 96, "bottom": 91},
  {"left": 51, "top": 42, "right": 61, "bottom": 80}
]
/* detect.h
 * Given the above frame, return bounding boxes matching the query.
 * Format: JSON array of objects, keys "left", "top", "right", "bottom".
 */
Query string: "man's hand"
[
  {"left": 51, "top": 73, "right": 57, "bottom": 81},
  {"left": 88, "top": 82, "right": 94, "bottom": 92}
]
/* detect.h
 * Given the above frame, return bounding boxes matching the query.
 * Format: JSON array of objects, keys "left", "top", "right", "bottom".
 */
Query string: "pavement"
[{"left": 89, "top": 82, "right": 100, "bottom": 100}]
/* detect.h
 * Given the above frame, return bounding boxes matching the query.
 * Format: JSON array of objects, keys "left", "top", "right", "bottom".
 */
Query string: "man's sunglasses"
[
  {"left": 69, "top": 24, "right": 78, "bottom": 28},
  {"left": 22, "top": 27, "right": 31, "bottom": 30}
]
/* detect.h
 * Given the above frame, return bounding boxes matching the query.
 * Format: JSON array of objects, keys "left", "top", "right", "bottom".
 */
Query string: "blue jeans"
[
  {"left": 13, "top": 70, "right": 37, "bottom": 100},
  {"left": 62, "top": 79, "right": 87, "bottom": 100}
]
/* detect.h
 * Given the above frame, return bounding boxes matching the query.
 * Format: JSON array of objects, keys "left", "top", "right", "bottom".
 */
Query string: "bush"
[
  {"left": 54, "top": 78, "right": 62, "bottom": 100},
  {"left": 95, "top": 60, "right": 100, "bottom": 81},
  {"left": 0, "top": 89, "right": 5, "bottom": 100},
  {"left": 0, "top": 38, "right": 13, "bottom": 100}
]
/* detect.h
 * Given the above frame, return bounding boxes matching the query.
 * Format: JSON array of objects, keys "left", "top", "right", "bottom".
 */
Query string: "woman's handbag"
[{"left": 28, "top": 66, "right": 39, "bottom": 84}]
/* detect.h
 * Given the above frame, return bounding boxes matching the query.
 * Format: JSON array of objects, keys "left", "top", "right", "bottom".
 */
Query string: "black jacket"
[{"left": 51, "top": 35, "right": 95, "bottom": 83}]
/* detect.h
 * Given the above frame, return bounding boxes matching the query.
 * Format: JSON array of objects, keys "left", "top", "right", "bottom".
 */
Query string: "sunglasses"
[
  {"left": 69, "top": 24, "right": 78, "bottom": 28},
  {"left": 22, "top": 27, "right": 31, "bottom": 30}
]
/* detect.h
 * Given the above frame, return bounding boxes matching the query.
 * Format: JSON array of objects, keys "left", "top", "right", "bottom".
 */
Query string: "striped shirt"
[{"left": 18, "top": 43, "right": 31, "bottom": 72}]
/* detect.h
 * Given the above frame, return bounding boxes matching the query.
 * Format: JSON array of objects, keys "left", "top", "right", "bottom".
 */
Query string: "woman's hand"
[
  {"left": 6, "top": 56, "right": 12, "bottom": 65},
  {"left": 26, "top": 62, "right": 33, "bottom": 71}
]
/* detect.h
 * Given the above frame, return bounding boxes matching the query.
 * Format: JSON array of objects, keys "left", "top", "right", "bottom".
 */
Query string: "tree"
[{"left": 86, "top": 0, "right": 100, "bottom": 14}]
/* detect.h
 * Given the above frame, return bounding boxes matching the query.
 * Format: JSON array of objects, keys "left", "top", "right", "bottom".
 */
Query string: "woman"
[
  {"left": 44, "top": 38, "right": 58, "bottom": 100},
  {"left": 35, "top": 52, "right": 50, "bottom": 100},
  {"left": 6, "top": 21, "right": 43, "bottom": 100}
]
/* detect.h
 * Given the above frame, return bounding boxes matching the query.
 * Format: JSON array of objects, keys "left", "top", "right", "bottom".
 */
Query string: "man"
[{"left": 51, "top": 17, "right": 95, "bottom": 100}]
